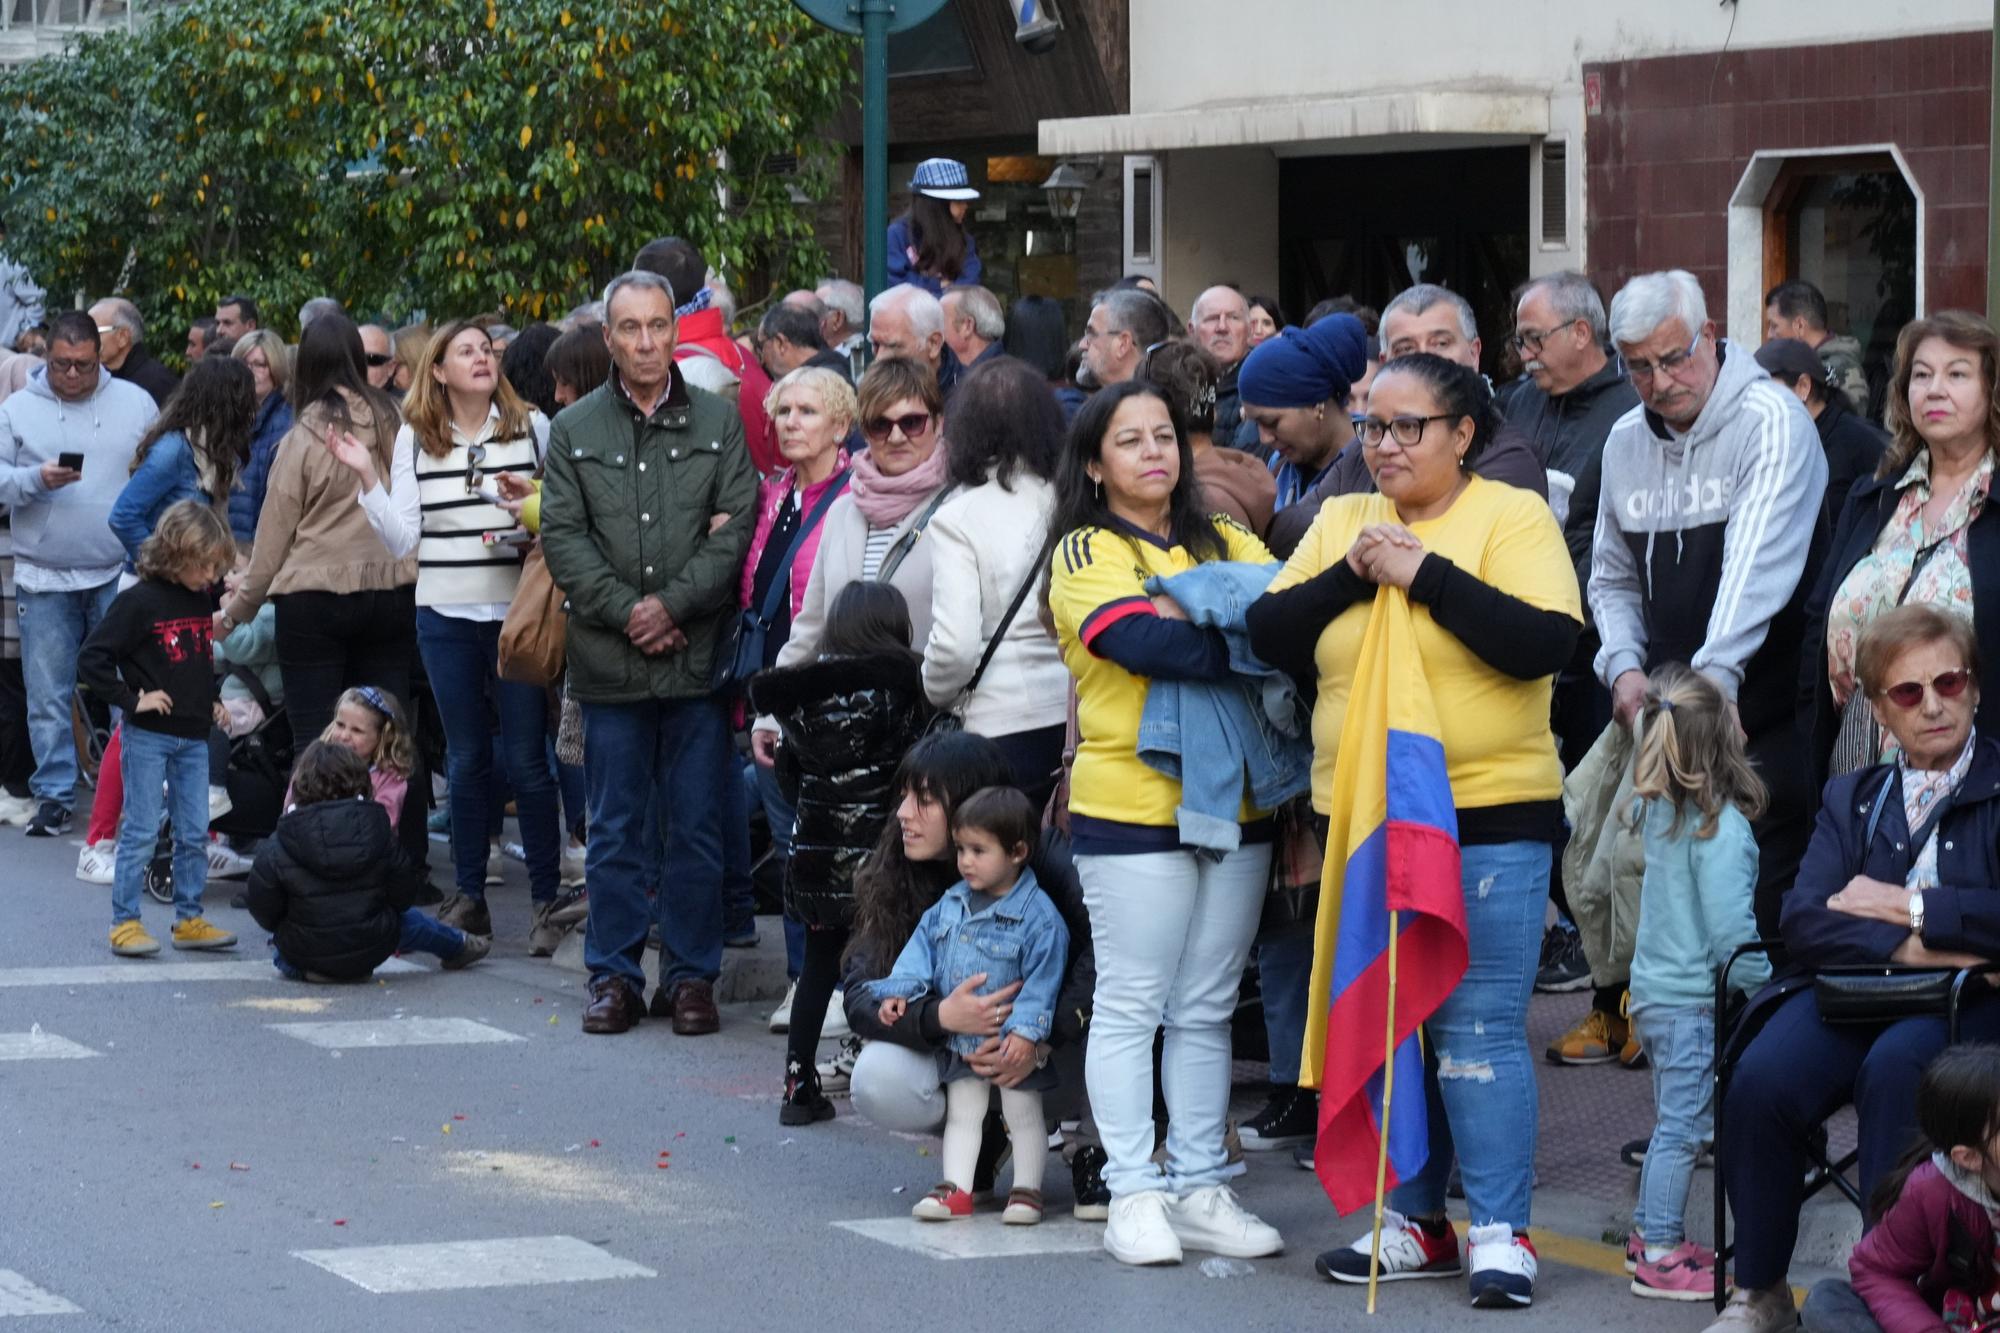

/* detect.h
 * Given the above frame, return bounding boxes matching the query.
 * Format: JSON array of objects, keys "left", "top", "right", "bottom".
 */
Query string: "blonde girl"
[{"left": 311, "top": 685, "right": 416, "bottom": 829}]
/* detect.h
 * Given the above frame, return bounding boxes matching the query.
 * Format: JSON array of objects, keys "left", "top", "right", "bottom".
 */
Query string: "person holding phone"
[
  {"left": 330, "top": 318, "right": 565, "bottom": 956},
  {"left": 0, "top": 310, "right": 153, "bottom": 837}
]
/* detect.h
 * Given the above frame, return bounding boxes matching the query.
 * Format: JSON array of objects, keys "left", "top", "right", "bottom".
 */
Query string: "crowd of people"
[{"left": 5, "top": 152, "right": 2000, "bottom": 1331}]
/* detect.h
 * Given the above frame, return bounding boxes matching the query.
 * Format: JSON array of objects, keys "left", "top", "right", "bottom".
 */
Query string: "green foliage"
[{"left": 0, "top": 0, "right": 851, "bottom": 348}]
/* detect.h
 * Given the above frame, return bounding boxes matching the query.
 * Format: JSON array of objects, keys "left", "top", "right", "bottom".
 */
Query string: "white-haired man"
[
  {"left": 869, "top": 284, "right": 958, "bottom": 396},
  {"left": 816, "top": 278, "right": 868, "bottom": 379},
  {"left": 1591, "top": 268, "right": 1823, "bottom": 946},
  {"left": 1188, "top": 286, "right": 1251, "bottom": 440},
  {"left": 940, "top": 285, "right": 1004, "bottom": 372}
]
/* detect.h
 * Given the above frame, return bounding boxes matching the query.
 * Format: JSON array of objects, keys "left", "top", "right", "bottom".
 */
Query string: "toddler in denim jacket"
[{"left": 875, "top": 787, "right": 1070, "bottom": 1227}]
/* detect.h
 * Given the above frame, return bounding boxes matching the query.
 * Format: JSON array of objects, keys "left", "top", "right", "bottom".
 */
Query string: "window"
[
  {"left": 889, "top": 3, "right": 976, "bottom": 79},
  {"left": 1539, "top": 139, "right": 1568, "bottom": 247},
  {"left": 1125, "top": 155, "right": 1160, "bottom": 273}
]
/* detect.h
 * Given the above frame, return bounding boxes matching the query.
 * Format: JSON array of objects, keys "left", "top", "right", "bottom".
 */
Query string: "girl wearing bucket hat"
[{"left": 888, "top": 158, "right": 983, "bottom": 296}]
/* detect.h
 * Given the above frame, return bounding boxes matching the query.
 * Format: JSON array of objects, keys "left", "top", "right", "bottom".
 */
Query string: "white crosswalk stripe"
[
  {"left": 833, "top": 1216, "right": 1105, "bottom": 1260},
  {"left": 0, "top": 957, "right": 423, "bottom": 989},
  {"left": 267, "top": 1017, "right": 525, "bottom": 1049},
  {"left": 291, "top": 1236, "right": 654, "bottom": 1293},
  {"left": 0, "top": 1269, "right": 81, "bottom": 1316},
  {"left": 0, "top": 1030, "right": 99, "bottom": 1061}
]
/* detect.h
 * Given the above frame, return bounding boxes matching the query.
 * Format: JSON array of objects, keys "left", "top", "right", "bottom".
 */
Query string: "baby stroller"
[{"left": 144, "top": 665, "right": 291, "bottom": 905}]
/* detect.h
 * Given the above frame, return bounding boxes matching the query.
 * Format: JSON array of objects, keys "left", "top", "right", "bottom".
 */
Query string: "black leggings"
[{"left": 786, "top": 926, "right": 850, "bottom": 1070}]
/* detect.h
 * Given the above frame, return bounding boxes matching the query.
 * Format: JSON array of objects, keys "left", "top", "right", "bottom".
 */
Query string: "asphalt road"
[{"left": 4, "top": 824, "right": 1723, "bottom": 1332}]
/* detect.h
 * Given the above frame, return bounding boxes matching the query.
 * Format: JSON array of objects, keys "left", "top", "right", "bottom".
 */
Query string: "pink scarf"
[{"left": 848, "top": 443, "right": 950, "bottom": 527}]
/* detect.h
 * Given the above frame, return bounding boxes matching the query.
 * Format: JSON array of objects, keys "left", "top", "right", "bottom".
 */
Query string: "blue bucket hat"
[{"left": 910, "top": 158, "right": 980, "bottom": 201}]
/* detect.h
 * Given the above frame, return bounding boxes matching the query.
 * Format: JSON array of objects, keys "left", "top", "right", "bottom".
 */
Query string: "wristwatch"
[{"left": 1909, "top": 889, "right": 1926, "bottom": 938}]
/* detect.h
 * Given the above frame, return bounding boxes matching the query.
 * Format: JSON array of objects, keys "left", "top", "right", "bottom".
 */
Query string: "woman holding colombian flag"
[{"left": 1247, "top": 353, "right": 1580, "bottom": 1310}]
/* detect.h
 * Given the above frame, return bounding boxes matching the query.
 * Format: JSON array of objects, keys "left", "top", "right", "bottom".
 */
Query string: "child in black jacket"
[
  {"left": 247, "top": 741, "right": 488, "bottom": 981},
  {"left": 749, "top": 581, "right": 934, "bottom": 1126},
  {"left": 79, "top": 500, "right": 237, "bottom": 958}
]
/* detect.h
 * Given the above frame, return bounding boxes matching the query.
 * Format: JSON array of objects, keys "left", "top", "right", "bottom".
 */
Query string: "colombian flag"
[{"left": 1299, "top": 587, "right": 1469, "bottom": 1216}]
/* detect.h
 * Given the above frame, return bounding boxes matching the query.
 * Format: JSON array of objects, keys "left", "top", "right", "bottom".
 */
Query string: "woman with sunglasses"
[
  {"left": 1804, "top": 312, "right": 2000, "bottom": 788},
  {"left": 229, "top": 328, "right": 294, "bottom": 542},
  {"left": 329, "top": 318, "right": 565, "bottom": 953},
  {"left": 1247, "top": 353, "right": 1580, "bottom": 1307},
  {"left": 1713, "top": 604, "right": 2000, "bottom": 1333}
]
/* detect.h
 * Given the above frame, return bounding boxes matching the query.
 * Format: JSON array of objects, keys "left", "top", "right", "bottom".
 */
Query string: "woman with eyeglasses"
[
  {"left": 1803, "top": 311, "right": 2000, "bottom": 788},
  {"left": 1715, "top": 604, "right": 2000, "bottom": 1333},
  {"left": 221, "top": 313, "right": 425, "bottom": 845},
  {"left": 229, "top": 328, "right": 294, "bottom": 542},
  {"left": 327, "top": 318, "right": 565, "bottom": 954},
  {"left": 1246, "top": 353, "right": 1580, "bottom": 1307}
]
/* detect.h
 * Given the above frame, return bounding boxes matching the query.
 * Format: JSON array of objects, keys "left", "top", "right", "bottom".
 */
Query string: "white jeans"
[{"left": 1077, "top": 845, "right": 1270, "bottom": 1198}]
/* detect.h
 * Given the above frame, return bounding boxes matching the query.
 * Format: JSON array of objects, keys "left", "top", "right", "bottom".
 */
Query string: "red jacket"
[
  {"left": 675, "top": 308, "right": 776, "bottom": 473},
  {"left": 1851, "top": 1159, "right": 2000, "bottom": 1333}
]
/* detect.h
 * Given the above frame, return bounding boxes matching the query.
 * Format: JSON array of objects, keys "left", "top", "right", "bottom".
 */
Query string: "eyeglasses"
[
  {"left": 1357, "top": 414, "right": 1456, "bottom": 449},
  {"left": 364, "top": 353, "right": 395, "bottom": 368},
  {"left": 464, "top": 441, "right": 488, "bottom": 494},
  {"left": 1625, "top": 329, "right": 1703, "bottom": 385},
  {"left": 1879, "top": 668, "right": 1973, "bottom": 710},
  {"left": 95, "top": 324, "right": 116, "bottom": 337},
  {"left": 863, "top": 411, "right": 932, "bottom": 443},
  {"left": 1507, "top": 319, "right": 1579, "bottom": 355},
  {"left": 48, "top": 358, "right": 96, "bottom": 375}
]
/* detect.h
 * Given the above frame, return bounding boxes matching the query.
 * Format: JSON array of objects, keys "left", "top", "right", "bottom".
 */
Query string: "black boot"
[{"left": 779, "top": 1056, "right": 836, "bottom": 1126}]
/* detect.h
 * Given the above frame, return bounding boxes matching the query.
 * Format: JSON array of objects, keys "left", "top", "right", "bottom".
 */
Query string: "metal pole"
[
  {"left": 1989, "top": 0, "right": 1999, "bottom": 317},
  {"left": 860, "top": 0, "right": 892, "bottom": 302}
]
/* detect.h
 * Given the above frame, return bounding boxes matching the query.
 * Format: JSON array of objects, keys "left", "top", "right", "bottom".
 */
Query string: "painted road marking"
[
  {"left": 268, "top": 1017, "right": 525, "bottom": 1049},
  {"left": 0, "top": 1030, "right": 99, "bottom": 1062},
  {"left": 292, "top": 1236, "right": 654, "bottom": 1294},
  {"left": 0, "top": 957, "right": 422, "bottom": 989},
  {"left": 833, "top": 1216, "right": 1103, "bottom": 1260},
  {"left": 0, "top": 1269, "right": 81, "bottom": 1316}
]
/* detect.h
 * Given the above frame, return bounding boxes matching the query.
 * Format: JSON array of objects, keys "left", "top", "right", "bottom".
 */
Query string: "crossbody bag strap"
[
  {"left": 959, "top": 541, "right": 1049, "bottom": 703},
  {"left": 223, "top": 661, "right": 276, "bottom": 717},
  {"left": 1862, "top": 764, "right": 1960, "bottom": 877},
  {"left": 755, "top": 473, "right": 851, "bottom": 625},
  {"left": 874, "top": 489, "right": 952, "bottom": 585}
]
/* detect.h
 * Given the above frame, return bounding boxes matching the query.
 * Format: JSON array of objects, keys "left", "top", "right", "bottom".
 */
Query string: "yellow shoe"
[
  {"left": 1544, "top": 1007, "right": 1628, "bottom": 1065},
  {"left": 1618, "top": 990, "right": 1649, "bottom": 1069},
  {"left": 110, "top": 920, "right": 160, "bottom": 957},
  {"left": 170, "top": 916, "right": 237, "bottom": 951}
]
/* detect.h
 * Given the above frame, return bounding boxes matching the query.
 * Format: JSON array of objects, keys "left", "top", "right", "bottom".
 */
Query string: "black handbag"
[
  {"left": 712, "top": 473, "right": 851, "bottom": 695},
  {"left": 1812, "top": 767, "right": 1960, "bottom": 1024}
]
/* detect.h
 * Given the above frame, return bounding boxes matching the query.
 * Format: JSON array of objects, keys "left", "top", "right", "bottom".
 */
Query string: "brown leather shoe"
[
  {"left": 581, "top": 976, "right": 641, "bottom": 1034},
  {"left": 668, "top": 979, "right": 719, "bottom": 1036}
]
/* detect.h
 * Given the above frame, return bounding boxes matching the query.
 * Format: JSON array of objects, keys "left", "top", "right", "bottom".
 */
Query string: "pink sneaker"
[
  {"left": 1624, "top": 1231, "right": 1642, "bottom": 1274},
  {"left": 1631, "top": 1240, "right": 1724, "bottom": 1301}
]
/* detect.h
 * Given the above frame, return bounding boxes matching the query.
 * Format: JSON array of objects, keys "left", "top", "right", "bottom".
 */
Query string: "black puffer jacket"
[
  {"left": 749, "top": 652, "right": 934, "bottom": 930},
  {"left": 245, "top": 797, "right": 422, "bottom": 980}
]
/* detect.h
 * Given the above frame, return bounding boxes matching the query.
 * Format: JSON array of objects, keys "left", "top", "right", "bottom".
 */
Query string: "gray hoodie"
[
  {"left": 0, "top": 366, "right": 152, "bottom": 583},
  {"left": 1588, "top": 339, "right": 1826, "bottom": 736}
]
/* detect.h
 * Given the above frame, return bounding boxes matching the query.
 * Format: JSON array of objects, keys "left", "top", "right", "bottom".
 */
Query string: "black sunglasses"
[
  {"left": 365, "top": 353, "right": 395, "bottom": 368},
  {"left": 863, "top": 411, "right": 933, "bottom": 443},
  {"left": 464, "top": 442, "right": 488, "bottom": 494}
]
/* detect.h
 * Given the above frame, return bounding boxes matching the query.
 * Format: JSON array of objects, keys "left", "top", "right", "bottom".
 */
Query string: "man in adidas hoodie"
[
  {"left": 1591, "top": 270, "right": 1826, "bottom": 938},
  {"left": 0, "top": 310, "right": 152, "bottom": 836}
]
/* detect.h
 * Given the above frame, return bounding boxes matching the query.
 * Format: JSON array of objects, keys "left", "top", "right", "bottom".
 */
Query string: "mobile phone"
[
  {"left": 475, "top": 482, "right": 505, "bottom": 506},
  {"left": 57, "top": 452, "right": 82, "bottom": 472},
  {"left": 482, "top": 529, "right": 533, "bottom": 549}
]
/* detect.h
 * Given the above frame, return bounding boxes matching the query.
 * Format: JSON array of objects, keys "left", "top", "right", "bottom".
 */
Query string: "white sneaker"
[
  {"left": 1164, "top": 1183, "right": 1283, "bottom": 1258},
  {"left": 1104, "top": 1190, "right": 1183, "bottom": 1266},
  {"left": 768, "top": 980, "right": 796, "bottom": 1033},
  {"left": 485, "top": 845, "right": 504, "bottom": 885},
  {"left": 75, "top": 841, "right": 115, "bottom": 885},
  {"left": 1466, "top": 1221, "right": 1538, "bottom": 1308},
  {"left": 205, "top": 838, "right": 255, "bottom": 880},
  {"left": 821, "top": 989, "right": 851, "bottom": 1040},
  {"left": 560, "top": 843, "right": 587, "bottom": 888},
  {"left": 0, "top": 791, "right": 35, "bottom": 827},
  {"left": 816, "top": 1034, "right": 861, "bottom": 1095},
  {"left": 207, "top": 784, "right": 233, "bottom": 822}
]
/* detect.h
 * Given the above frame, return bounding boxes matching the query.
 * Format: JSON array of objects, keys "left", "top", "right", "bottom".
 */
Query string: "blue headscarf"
[{"left": 1238, "top": 313, "right": 1369, "bottom": 410}]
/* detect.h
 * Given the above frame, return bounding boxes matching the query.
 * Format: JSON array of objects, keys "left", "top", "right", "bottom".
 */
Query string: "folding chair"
[{"left": 1710, "top": 941, "right": 2000, "bottom": 1311}]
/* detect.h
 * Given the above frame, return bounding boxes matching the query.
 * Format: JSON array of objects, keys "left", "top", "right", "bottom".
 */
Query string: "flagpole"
[{"left": 1366, "top": 908, "right": 1402, "bottom": 1315}]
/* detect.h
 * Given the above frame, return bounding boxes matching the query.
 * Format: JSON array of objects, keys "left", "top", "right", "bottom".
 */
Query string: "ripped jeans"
[{"left": 1389, "top": 839, "right": 1550, "bottom": 1231}]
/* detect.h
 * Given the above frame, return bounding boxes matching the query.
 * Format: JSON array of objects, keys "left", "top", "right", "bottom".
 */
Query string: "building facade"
[{"left": 1040, "top": 0, "right": 1991, "bottom": 383}]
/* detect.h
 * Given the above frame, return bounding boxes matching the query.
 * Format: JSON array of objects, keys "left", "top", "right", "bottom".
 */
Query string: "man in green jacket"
[{"left": 540, "top": 269, "right": 759, "bottom": 1036}]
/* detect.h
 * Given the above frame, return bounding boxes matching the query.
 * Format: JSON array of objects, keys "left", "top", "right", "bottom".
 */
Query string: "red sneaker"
[{"left": 910, "top": 1182, "right": 974, "bottom": 1221}]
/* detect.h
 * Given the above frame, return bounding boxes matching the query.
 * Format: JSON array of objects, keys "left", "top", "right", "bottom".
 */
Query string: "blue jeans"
[
  {"left": 1077, "top": 844, "right": 1271, "bottom": 1198},
  {"left": 714, "top": 754, "right": 755, "bottom": 942},
  {"left": 273, "top": 908, "right": 467, "bottom": 976},
  {"left": 18, "top": 578, "right": 119, "bottom": 808},
  {"left": 1390, "top": 840, "right": 1550, "bottom": 1230},
  {"left": 415, "top": 609, "right": 562, "bottom": 904},
  {"left": 752, "top": 759, "right": 805, "bottom": 979},
  {"left": 581, "top": 696, "right": 730, "bottom": 993},
  {"left": 112, "top": 725, "right": 209, "bottom": 924},
  {"left": 1631, "top": 1003, "right": 1714, "bottom": 1247},
  {"left": 1257, "top": 915, "right": 1315, "bottom": 1085}
]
